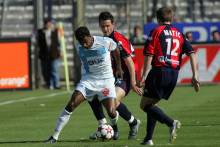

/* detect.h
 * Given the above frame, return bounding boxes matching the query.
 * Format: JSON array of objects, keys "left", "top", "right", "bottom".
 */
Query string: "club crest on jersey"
[{"left": 102, "top": 88, "right": 110, "bottom": 96}]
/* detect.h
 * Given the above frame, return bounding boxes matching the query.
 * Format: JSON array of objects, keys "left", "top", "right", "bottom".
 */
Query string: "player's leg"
[
  {"left": 88, "top": 97, "right": 107, "bottom": 140},
  {"left": 101, "top": 97, "right": 119, "bottom": 131},
  {"left": 88, "top": 96, "right": 107, "bottom": 125},
  {"left": 46, "top": 90, "right": 85, "bottom": 143},
  {"left": 140, "top": 68, "right": 180, "bottom": 144},
  {"left": 140, "top": 96, "right": 181, "bottom": 144},
  {"left": 115, "top": 80, "right": 140, "bottom": 139},
  {"left": 140, "top": 97, "right": 158, "bottom": 145}
]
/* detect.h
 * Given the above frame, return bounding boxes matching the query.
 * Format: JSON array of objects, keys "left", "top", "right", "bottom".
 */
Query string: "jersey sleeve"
[
  {"left": 118, "top": 42, "right": 133, "bottom": 58},
  {"left": 104, "top": 37, "right": 117, "bottom": 51},
  {"left": 143, "top": 29, "right": 158, "bottom": 56},
  {"left": 113, "top": 32, "right": 133, "bottom": 58},
  {"left": 182, "top": 35, "right": 195, "bottom": 55}
]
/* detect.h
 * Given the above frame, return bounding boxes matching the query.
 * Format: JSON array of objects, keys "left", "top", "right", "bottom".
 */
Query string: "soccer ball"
[{"left": 96, "top": 124, "right": 114, "bottom": 140}]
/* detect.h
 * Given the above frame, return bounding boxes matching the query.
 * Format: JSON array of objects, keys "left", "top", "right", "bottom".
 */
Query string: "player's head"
[
  {"left": 74, "top": 26, "right": 93, "bottom": 49},
  {"left": 212, "top": 30, "right": 220, "bottom": 41},
  {"left": 185, "top": 31, "right": 193, "bottom": 42},
  {"left": 156, "top": 7, "right": 173, "bottom": 24},
  {"left": 44, "top": 18, "right": 53, "bottom": 29},
  {"left": 99, "top": 11, "right": 115, "bottom": 36}
]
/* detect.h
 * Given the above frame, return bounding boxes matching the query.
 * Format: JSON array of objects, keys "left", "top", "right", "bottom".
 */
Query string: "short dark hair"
[
  {"left": 156, "top": 7, "right": 173, "bottom": 22},
  {"left": 74, "top": 26, "right": 91, "bottom": 42},
  {"left": 185, "top": 31, "right": 192, "bottom": 36},
  {"left": 99, "top": 11, "right": 114, "bottom": 23},
  {"left": 212, "top": 30, "right": 219, "bottom": 36},
  {"left": 44, "top": 18, "right": 52, "bottom": 25}
]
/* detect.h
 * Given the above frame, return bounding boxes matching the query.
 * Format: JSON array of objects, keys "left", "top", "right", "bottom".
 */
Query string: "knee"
[{"left": 107, "top": 106, "right": 116, "bottom": 118}]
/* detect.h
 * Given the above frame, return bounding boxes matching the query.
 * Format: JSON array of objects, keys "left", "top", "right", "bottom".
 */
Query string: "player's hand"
[
  {"left": 137, "top": 80, "right": 145, "bottom": 88},
  {"left": 192, "top": 77, "right": 200, "bottom": 92},
  {"left": 131, "top": 83, "right": 143, "bottom": 96}
]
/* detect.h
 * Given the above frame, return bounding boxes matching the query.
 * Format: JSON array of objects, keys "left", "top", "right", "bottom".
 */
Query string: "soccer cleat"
[
  {"left": 169, "top": 120, "right": 181, "bottom": 143},
  {"left": 112, "top": 125, "right": 119, "bottom": 140},
  {"left": 128, "top": 119, "right": 141, "bottom": 139},
  {"left": 113, "top": 131, "right": 119, "bottom": 140},
  {"left": 89, "top": 132, "right": 98, "bottom": 140},
  {"left": 141, "top": 139, "right": 154, "bottom": 146},
  {"left": 45, "top": 136, "right": 57, "bottom": 144}
]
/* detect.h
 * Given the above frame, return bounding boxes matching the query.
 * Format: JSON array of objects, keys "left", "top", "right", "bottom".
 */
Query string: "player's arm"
[
  {"left": 140, "top": 55, "right": 153, "bottom": 87},
  {"left": 112, "top": 48, "right": 123, "bottom": 78},
  {"left": 189, "top": 53, "right": 200, "bottom": 92},
  {"left": 124, "top": 56, "right": 142, "bottom": 95},
  {"left": 139, "top": 29, "right": 156, "bottom": 87},
  {"left": 183, "top": 36, "right": 200, "bottom": 92},
  {"left": 106, "top": 38, "right": 123, "bottom": 78}
]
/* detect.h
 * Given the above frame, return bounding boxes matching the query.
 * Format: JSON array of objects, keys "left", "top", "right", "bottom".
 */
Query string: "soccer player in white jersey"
[{"left": 46, "top": 26, "right": 119, "bottom": 143}]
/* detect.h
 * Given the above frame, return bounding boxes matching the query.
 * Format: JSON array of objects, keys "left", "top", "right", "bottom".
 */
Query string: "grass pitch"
[{"left": 0, "top": 85, "right": 220, "bottom": 147}]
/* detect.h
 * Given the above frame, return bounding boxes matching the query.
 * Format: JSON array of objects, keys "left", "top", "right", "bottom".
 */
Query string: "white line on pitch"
[{"left": 0, "top": 91, "right": 69, "bottom": 106}]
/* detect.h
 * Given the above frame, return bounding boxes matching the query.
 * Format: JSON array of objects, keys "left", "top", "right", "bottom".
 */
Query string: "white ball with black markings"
[{"left": 96, "top": 124, "right": 114, "bottom": 140}]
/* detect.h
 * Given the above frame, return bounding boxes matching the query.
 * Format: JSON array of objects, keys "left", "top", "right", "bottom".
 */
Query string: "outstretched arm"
[
  {"left": 112, "top": 48, "right": 123, "bottom": 78},
  {"left": 140, "top": 55, "right": 153, "bottom": 87},
  {"left": 124, "top": 56, "right": 142, "bottom": 95},
  {"left": 189, "top": 53, "right": 200, "bottom": 92}
]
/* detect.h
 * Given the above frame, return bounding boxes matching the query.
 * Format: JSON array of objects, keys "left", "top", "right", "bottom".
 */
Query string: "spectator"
[
  {"left": 185, "top": 32, "right": 193, "bottom": 42},
  {"left": 130, "top": 25, "right": 145, "bottom": 44},
  {"left": 212, "top": 30, "right": 220, "bottom": 42},
  {"left": 37, "top": 18, "right": 61, "bottom": 89}
]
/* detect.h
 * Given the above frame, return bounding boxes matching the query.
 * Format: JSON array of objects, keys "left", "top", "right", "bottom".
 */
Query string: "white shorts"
[{"left": 75, "top": 77, "right": 116, "bottom": 102}]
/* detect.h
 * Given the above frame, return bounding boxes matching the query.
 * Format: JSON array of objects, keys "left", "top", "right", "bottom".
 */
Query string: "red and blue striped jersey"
[{"left": 143, "top": 24, "right": 194, "bottom": 69}]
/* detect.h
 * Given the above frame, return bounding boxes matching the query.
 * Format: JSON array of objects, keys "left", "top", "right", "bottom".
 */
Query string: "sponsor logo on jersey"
[{"left": 87, "top": 58, "right": 104, "bottom": 65}]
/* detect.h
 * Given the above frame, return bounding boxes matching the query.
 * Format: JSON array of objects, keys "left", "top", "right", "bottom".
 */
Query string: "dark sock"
[
  {"left": 88, "top": 98, "right": 105, "bottom": 120},
  {"left": 112, "top": 124, "right": 118, "bottom": 132},
  {"left": 145, "top": 113, "right": 157, "bottom": 141},
  {"left": 116, "top": 103, "right": 132, "bottom": 121},
  {"left": 144, "top": 105, "right": 173, "bottom": 127},
  {"left": 129, "top": 119, "right": 137, "bottom": 127}
]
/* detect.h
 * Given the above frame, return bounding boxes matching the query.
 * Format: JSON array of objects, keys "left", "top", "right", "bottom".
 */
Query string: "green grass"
[{"left": 0, "top": 85, "right": 220, "bottom": 147}]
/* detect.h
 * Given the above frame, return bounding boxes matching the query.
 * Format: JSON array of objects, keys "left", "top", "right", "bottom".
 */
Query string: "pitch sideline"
[{"left": 0, "top": 91, "right": 69, "bottom": 106}]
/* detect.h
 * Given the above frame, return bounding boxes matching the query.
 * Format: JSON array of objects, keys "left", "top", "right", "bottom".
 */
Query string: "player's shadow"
[{"left": 0, "top": 139, "right": 97, "bottom": 144}]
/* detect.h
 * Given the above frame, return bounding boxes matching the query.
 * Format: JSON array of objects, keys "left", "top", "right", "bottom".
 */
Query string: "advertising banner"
[
  {"left": 0, "top": 38, "right": 32, "bottom": 90},
  {"left": 144, "top": 22, "right": 220, "bottom": 42}
]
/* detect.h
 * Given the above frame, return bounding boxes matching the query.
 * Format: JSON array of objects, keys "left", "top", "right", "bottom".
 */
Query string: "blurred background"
[{"left": 0, "top": 0, "right": 219, "bottom": 90}]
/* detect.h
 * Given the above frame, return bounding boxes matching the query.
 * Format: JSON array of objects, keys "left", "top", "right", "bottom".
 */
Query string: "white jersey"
[{"left": 76, "top": 36, "right": 117, "bottom": 80}]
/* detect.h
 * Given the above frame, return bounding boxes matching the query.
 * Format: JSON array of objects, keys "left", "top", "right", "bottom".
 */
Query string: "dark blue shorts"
[
  {"left": 115, "top": 77, "right": 130, "bottom": 96},
  {"left": 143, "top": 67, "right": 179, "bottom": 100}
]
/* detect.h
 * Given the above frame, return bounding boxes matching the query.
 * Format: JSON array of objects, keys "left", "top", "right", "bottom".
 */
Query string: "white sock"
[
  {"left": 52, "top": 109, "right": 72, "bottom": 140},
  {"left": 128, "top": 115, "right": 135, "bottom": 124},
  {"left": 109, "top": 111, "right": 119, "bottom": 126},
  {"left": 98, "top": 118, "right": 107, "bottom": 125}
]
